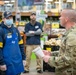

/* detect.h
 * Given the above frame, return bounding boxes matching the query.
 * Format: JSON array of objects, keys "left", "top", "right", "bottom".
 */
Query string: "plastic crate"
[
  {"left": 43, "top": 61, "right": 55, "bottom": 72},
  {"left": 44, "top": 45, "right": 60, "bottom": 51}
]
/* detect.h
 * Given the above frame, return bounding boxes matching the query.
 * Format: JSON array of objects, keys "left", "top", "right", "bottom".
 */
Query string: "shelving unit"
[
  {"left": 0, "top": 0, "right": 76, "bottom": 16},
  {"left": 0, "top": 1, "right": 75, "bottom": 73}
]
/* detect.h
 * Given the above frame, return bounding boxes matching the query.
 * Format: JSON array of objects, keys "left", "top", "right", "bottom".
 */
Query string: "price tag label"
[
  {"left": 55, "top": 13, "right": 59, "bottom": 16},
  {"left": 19, "top": 22, "right": 25, "bottom": 26},
  {"left": 52, "top": 23, "right": 59, "bottom": 28},
  {"left": 46, "top": 48, "right": 51, "bottom": 51}
]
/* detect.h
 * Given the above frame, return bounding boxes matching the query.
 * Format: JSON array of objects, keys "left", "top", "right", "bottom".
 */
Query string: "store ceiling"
[
  {"left": 3, "top": 0, "right": 15, "bottom": 3},
  {"left": 0, "top": 0, "right": 15, "bottom": 6},
  {"left": 0, "top": 0, "right": 15, "bottom": 4}
]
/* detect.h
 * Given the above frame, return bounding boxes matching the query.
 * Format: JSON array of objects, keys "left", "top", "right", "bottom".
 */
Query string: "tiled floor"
[
  {"left": 22, "top": 72, "right": 55, "bottom": 75},
  {"left": 21, "top": 59, "right": 55, "bottom": 75}
]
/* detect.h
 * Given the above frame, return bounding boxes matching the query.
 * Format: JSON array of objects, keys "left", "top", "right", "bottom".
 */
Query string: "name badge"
[
  {"left": 35, "top": 26, "right": 39, "bottom": 29},
  {"left": 12, "top": 41, "right": 15, "bottom": 44},
  {"left": 7, "top": 35, "right": 12, "bottom": 38}
]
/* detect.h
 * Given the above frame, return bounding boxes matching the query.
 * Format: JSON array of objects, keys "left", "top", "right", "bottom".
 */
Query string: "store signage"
[
  {"left": 52, "top": 22, "right": 59, "bottom": 28},
  {"left": 36, "top": 14, "right": 47, "bottom": 18},
  {"left": 36, "top": 10, "right": 47, "bottom": 21},
  {"left": 46, "top": 48, "right": 51, "bottom": 51},
  {"left": 67, "top": 0, "right": 74, "bottom": 2},
  {"left": 18, "top": 0, "right": 44, "bottom": 6},
  {"left": 16, "top": 12, "right": 21, "bottom": 22},
  {"left": 36, "top": 10, "right": 47, "bottom": 26},
  {"left": 52, "top": 12, "right": 60, "bottom": 16},
  {"left": 19, "top": 21, "right": 25, "bottom": 26}
]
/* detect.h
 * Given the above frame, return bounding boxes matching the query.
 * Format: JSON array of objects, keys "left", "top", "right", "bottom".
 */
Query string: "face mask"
[{"left": 5, "top": 19, "right": 13, "bottom": 26}]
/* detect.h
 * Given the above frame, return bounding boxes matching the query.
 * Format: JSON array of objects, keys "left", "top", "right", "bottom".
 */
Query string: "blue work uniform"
[
  {"left": 3, "top": 28, "right": 24, "bottom": 75},
  {"left": 0, "top": 23, "right": 25, "bottom": 75},
  {"left": 25, "top": 22, "right": 42, "bottom": 45}
]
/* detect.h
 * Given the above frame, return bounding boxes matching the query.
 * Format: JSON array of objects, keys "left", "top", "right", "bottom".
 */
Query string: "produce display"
[
  {"left": 51, "top": 29, "right": 66, "bottom": 37},
  {"left": 45, "top": 38, "right": 61, "bottom": 46}
]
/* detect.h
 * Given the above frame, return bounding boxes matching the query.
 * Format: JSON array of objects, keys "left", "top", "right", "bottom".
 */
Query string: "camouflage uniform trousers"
[{"left": 55, "top": 68, "right": 76, "bottom": 75}]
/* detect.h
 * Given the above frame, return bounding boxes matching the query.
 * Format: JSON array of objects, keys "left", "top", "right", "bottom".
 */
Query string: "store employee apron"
[{"left": 3, "top": 28, "right": 24, "bottom": 75}]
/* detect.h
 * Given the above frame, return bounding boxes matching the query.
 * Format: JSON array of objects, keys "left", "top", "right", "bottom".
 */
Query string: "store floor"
[{"left": 21, "top": 59, "right": 55, "bottom": 75}]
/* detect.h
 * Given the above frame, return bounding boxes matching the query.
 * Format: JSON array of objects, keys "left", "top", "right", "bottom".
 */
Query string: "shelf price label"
[
  {"left": 55, "top": 13, "right": 59, "bottom": 16},
  {"left": 19, "top": 22, "right": 25, "bottom": 26},
  {"left": 52, "top": 23, "right": 59, "bottom": 28},
  {"left": 46, "top": 48, "right": 51, "bottom": 51}
]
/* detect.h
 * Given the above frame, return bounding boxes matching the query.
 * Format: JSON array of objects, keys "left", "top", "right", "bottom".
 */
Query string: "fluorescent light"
[
  {"left": 6, "top": 4, "right": 13, "bottom": 6},
  {"left": 67, "top": 0, "right": 74, "bottom": 2},
  {"left": 55, "top": 2, "right": 61, "bottom": 4},
  {"left": 45, "top": 0, "right": 53, "bottom": 1},
  {"left": 4, "top": 1, "right": 10, "bottom": 3},
  {"left": 11, "top": 0, "right": 15, "bottom": 2}
]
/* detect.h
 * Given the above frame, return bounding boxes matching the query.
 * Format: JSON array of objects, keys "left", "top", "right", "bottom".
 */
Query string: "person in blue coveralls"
[{"left": 0, "top": 11, "right": 25, "bottom": 75}]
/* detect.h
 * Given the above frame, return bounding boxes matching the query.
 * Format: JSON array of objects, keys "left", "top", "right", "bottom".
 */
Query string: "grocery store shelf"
[{"left": 0, "top": 11, "right": 60, "bottom": 16}]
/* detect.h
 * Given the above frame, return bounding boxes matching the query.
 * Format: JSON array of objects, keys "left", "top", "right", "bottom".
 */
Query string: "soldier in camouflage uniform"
[{"left": 43, "top": 9, "right": 76, "bottom": 75}]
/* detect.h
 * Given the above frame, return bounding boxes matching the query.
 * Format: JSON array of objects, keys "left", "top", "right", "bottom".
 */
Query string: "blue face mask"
[{"left": 5, "top": 19, "right": 13, "bottom": 26}]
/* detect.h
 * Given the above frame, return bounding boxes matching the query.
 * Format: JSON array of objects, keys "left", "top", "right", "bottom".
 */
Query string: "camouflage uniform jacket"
[{"left": 48, "top": 25, "right": 76, "bottom": 75}]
